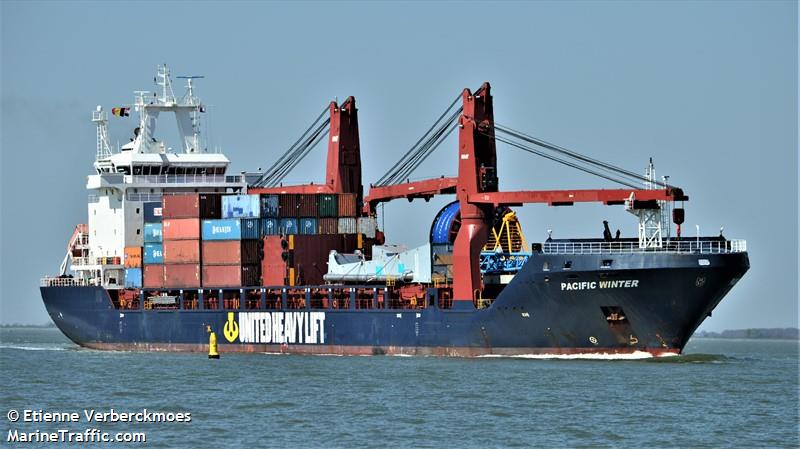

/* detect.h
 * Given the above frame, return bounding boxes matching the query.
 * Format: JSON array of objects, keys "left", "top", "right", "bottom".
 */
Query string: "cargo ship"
[{"left": 40, "top": 66, "right": 749, "bottom": 356}]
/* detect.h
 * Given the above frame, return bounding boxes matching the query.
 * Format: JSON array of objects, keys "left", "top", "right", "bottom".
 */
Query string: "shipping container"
[
  {"left": 202, "top": 219, "right": 241, "bottom": 240},
  {"left": 143, "top": 202, "right": 163, "bottom": 222},
  {"left": 300, "top": 217, "right": 319, "bottom": 235},
  {"left": 144, "top": 223, "right": 163, "bottom": 243},
  {"left": 124, "top": 268, "right": 142, "bottom": 288},
  {"left": 260, "top": 218, "right": 279, "bottom": 236},
  {"left": 318, "top": 194, "right": 338, "bottom": 217},
  {"left": 202, "top": 265, "right": 261, "bottom": 288},
  {"left": 163, "top": 240, "right": 201, "bottom": 264},
  {"left": 278, "top": 194, "right": 299, "bottom": 217},
  {"left": 202, "top": 265, "right": 240, "bottom": 288},
  {"left": 241, "top": 239, "right": 262, "bottom": 264},
  {"left": 164, "top": 264, "right": 201, "bottom": 288},
  {"left": 293, "top": 235, "right": 343, "bottom": 285},
  {"left": 260, "top": 195, "right": 279, "bottom": 217},
  {"left": 162, "top": 218, "right": 200, "bottom": 240},
  {"left": 143, "top": 264, "right": 165, "bottom": 288},
  {"left": 358, "top": 216, "right": 377, "bottom": 238},
  {"left": 297, "top": 194, "right": 319, "bottom": 217},
  {"left": 222, "top": 194, "right": 260, "bottom": 218},
  {"left": 317, "top": 218, "right": 337, "bottom": 234},
  {"left": 279, "top": 218, "right": 298, "bottom": 235},
  {"left": 163, "top": 194, "right": 199, "bottom": 218},
  {"left": 262, "top": 236, "right": 286, "bottom": 285},
  {"left": 143, "top": 243, "right": 164, "bottom": 264},
  {"left": 199, "top": 193, "right": 222, "bottom": 219},
  {"left": 201, "top": 240, "right": 241, "bottom": 265},
  {"left": 124, "top": 246, "right": 143, "bottom": 268},
  {"left": 241, "top": 218, "right": 260, "bottom": 240},
  {"left": 337, "top": 193, "right": 358, "bottom": 217},
  {"left": 337, "top": 217, "right": 357, "bottom": 234},
  {"left": 242, "top": 264, "right": 261, "bottom": 287}
]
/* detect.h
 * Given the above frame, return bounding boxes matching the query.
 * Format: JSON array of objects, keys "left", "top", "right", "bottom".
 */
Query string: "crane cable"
[
  {"left": 375, "top": 94, "right": 462, "bottom": 186},
  {"left": 253, "top": 104, "right": 331, "bottom": 187},
  {"left": 494, "top": 123, "right": 674, "bottom": 188}
]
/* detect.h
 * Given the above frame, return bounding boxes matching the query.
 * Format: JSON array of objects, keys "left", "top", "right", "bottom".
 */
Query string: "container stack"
[
  {"left": 201, "top": 194, "right": 262, "bottom": 287},
  {"left": 161, "top": 195, "right": 202, "bottom": 289},
  {"left": 142, "top": 203, "right": 164, "bottom": 288}
]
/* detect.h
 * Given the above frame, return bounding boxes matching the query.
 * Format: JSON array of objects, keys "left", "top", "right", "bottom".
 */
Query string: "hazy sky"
[{"left": 1, "top": 1, "right": 797, "bottom": 330}]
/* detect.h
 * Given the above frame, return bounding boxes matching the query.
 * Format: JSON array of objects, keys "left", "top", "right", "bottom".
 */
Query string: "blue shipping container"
[
  {"left": 222, "top": 195, "right": 261, "bottom": 219},
  {"left": 260, "top": 218, "right": 279, "bottom": 236},
  {"left": 202, "top": 219, "right": 242, "bottom": 240},
  {"left": 124, "top": 268, "right": 142, "bottom": 288},
  {"left": 143, "top": 243, "right": 164, "bottom": 264},
  {"left": 144, "top": 223, "right": 163, "bottom": 243},
  {"left": 241, "top": 218, "right": 260, "bottom": 240},
  {"left": 279, "top": 218, "right": 298, "bottom": 235},
  {"left": 143, "top": 202, "right": 163, "bottom": 223},
  {"left": 260, "top": 195, "right": 279, "bottom": 217},
  {"left": 299, "top": 217, "right": 318, "bottom": 235}
]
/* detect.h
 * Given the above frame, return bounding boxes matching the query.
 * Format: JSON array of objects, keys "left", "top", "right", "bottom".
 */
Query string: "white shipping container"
[
  {"left": 357, "top": 216, "right": 377, "bottom": 238},
  {"left": 337, "top": 217, "right": 357, "bottom": 234}
]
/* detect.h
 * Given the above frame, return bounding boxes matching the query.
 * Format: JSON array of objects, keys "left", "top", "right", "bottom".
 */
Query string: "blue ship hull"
[{"left": 41, "top": 251, "right": 749, "bottom": 356}]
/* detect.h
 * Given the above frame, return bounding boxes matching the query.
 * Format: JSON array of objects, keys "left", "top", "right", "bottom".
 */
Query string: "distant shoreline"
[
  {"left": 694, "top": 328, "right": 799, "bottom": 340},
  {"left": 0, "top": 323, "right": 56, "bottom": 329}
]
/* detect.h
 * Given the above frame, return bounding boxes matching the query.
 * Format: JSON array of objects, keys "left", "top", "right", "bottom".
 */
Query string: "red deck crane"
[
  {"left": 364, "top": 83, "right": 688, "bottom": 307},
  {"left": 249, "top": 97, "right": 363, "bottom": 201}
]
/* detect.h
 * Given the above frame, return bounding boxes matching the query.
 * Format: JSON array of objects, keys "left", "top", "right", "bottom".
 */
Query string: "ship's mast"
[{"left": 92, "top": 106, "right": 112, "bottom": 159}]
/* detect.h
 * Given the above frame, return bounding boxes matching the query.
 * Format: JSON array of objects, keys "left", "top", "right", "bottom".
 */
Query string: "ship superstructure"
[{"left": 65, "top": 66, "right": 246, "bottom": 288}]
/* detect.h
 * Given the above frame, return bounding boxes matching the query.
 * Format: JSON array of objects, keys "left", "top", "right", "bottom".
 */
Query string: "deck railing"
[
  {"left": 125, "top": 174, "right": 245, "bottom": 184},
  {"left": 541, "top": 239, "right": 747, "bottom": 255},
  {"left": 40, "top": 277, "right": 97, "bottom": 287}
]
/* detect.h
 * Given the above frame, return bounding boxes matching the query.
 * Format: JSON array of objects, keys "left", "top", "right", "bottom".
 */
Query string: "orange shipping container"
[
  {"left": 164, "top": 264, "right": 201, "bottom": 288},
  {"left": 262, "top": 236, "right": 286, "bottom": 285},
  {"left": 337, "top": 193, "right": 357, "bottom": 217},
  {"left": 163, "top": 240, "right": 201, "bottom": 264},
  {"left": 202, "top": 265, "right": 242, "bottom": 288},
  {"left": 143, "top": 264, "right": 165, "bottom": 288},
  {"left": 124, "top": 247, "right": 142, "bottom": 268},
  {"left": 163, "top": 194, "right": 199, "bottom": 218},
  {"left": 162, "top": 218, "right": 200, "bottom": 240},
  {"left": 202, "top": 240, "right": 241, "bottom": 265}
]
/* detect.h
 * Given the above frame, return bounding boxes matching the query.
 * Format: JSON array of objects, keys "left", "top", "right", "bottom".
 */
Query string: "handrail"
[
  {"left": 40, "top": 277, "right": 98, "bottom": 287},
  {"left": 124, "top": 174, "right": 245, "bottom": 184},
  {"left": 541, "top": 239, "right": 747, "bottom": 255}
]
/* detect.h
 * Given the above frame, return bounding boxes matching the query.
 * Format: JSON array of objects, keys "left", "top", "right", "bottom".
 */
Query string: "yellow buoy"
[{"left": 208, "top": 330, "right": 220, "bottom": 359}]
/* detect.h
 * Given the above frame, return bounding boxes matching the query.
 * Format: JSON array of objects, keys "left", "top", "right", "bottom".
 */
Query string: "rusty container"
[
  {"left": 278, "top": 194, "right": 299, "bottom": 218},
  {"left": 199, "top": 193, "right": 222, "bottom": 219},
  {"left": 317, "top": 218, "right": 338, "bottom": 234},
  {"left": 164, "top": 264, "right": 201, "bottom": 288},
  {"left": 296, "top": 194, "right": 319, "bottom": 217},
  {"left": 241, "top": 239, "right": 262, "bottom": 265},
  {"left": 162, "top": 218, "right": 200, "bottom": 240},
  {"left": 162, "top": 194, "right": 199, "bottom": 218},
  {"left": 124, "top": 246, "right": 142, "bottom": 268},
  {"left": 337, "top": 193, "right": 357, "bottom": 217},
  {"left": 163, "top": 240, "right": 200, "bottom": 264},
  {"left": 143, "top": 264, "right": 165, "bottom": 288}
]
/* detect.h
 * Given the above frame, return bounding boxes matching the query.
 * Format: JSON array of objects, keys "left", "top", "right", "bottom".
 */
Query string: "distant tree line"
[{"left": 695, "top": 328, "right": 799, "bottom": 340}]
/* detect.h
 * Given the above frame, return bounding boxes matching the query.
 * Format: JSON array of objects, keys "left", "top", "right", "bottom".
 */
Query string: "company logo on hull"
[
  {"left": 561, "top": 280, "right": 639, "bottom": 291},
  {"left": 223, "top": 312, "right": 239, "bottom": 343},
  {"left": 225, "top": 312, "right": 326, "bottom": 344}
]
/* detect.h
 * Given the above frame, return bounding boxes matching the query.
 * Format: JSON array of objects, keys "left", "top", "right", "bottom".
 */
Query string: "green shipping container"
[{"left": 318, "top": 194, "right": 338, "bottom": 217}]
